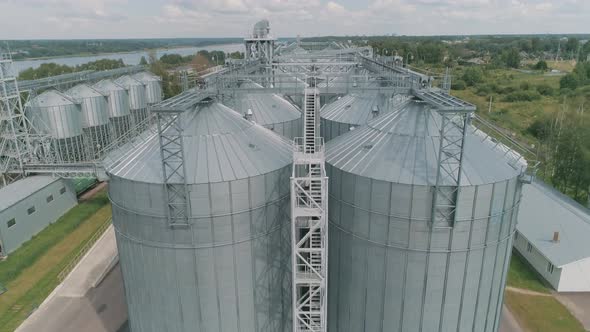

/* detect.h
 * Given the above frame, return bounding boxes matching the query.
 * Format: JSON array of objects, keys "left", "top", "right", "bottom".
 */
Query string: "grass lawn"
[
  {"left": 505, "top": 291, "right": 585, "bottom": 332},
  {"left": 0, "top": 190, "right": 111, "bottom": 332},
  {"left": 506, "top": 251, "right": 550, "bottom": 294}
]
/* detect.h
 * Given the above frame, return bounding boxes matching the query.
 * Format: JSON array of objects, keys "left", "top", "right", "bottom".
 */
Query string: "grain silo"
[
  {"left": 93, "top": 79, "right": 131, "bottom": 140},
  {"left": 320, "top": 93, "right": 410, "bottom": 141},
  {"left": 66, "top": 84, "right": 111, "bottom": 159},
  {"left": 26, "top": 90, "right": 86, "bottom": 162},
  {"left": 107, "top": 101, "right": 293, "bottom": 332},
  {"left": 132, "top": 72, "right": 163, "bottom": 105},
  {"left": 230, "top": 82, "right": 302, "bottom": 139},
  {"left": 325, "top": 102, "right": 524, "bottom": 332},
  {"left": 115, "top": 75, "right": 149, "bottom": 129}
]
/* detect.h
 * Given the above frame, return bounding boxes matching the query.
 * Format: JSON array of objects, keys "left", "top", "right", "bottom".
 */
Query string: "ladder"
[{"left": 291, "top": 87, "right": 328, "bottom": 332}]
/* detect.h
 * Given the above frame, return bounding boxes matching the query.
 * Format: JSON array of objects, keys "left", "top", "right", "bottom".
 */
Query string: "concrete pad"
[{"left": 17, "top": 226, "right": 126, "bottom": 332}]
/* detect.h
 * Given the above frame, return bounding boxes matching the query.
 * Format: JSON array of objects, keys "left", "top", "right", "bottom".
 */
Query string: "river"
[{"left": 12, "top": 43, "right": 244, "bottom": 74}]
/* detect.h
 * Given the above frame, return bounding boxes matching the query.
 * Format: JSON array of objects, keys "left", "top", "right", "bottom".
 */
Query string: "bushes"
[
  {"left": 451, "top": 80, "right": 466, "bottom": 90},
  {"left": 534, "top": 60, "right": 548, "bottom": 71},
  {"left": 536, "top": 84, "right": 555, "bottom": 96},
  {"left": 462, "top": 67, "right": 484, "bottom": 86},
  {"left": 503, "top": 90, "right": 541, "bottom": 102}
]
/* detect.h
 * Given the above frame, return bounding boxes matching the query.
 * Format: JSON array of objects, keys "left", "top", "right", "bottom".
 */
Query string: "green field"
[{"left": 0, "top": 190, "right": 111, "bottom": 331}]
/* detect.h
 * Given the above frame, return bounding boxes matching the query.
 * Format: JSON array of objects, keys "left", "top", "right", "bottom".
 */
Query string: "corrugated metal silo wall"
[
  {"left": 326, "top": 164, "right": 522, "bottom": 332},
  {"left": 264, "top": 118, "right": 302, "bottom": 140},
  {"left": 109, "top": 167, "right": 292, "bottom": 332},
  {"left": 320, "top": 118, "right": 353, "bottom": 142}
]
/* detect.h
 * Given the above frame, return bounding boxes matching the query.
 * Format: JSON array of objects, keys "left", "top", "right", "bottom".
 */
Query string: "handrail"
[{"left": 57, "top": 218, "right": 112, "bottom": 282}]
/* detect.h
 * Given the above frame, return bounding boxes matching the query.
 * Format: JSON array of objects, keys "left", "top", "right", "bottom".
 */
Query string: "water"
[{"left": 12, "top": 43, "right": 244, "bottom": 74}]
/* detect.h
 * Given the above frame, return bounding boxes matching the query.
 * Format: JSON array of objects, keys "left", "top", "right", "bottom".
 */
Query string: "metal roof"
[
  {"left": 132, "top": 71, "right": 161, "bottom": 83},
  {"left": 231, "top": 82, "right": 301, "bottom": 125},
  {"left": 93, "top": 79, "right": 125, "bottom": 93},
  {"left": 108, "top": 102, "right": 293, "bottom": 184},
  {"left": 29, "top": 90, "right": 78, "bottom": 107},
  {"left": 326, "top": 101, "right": 522, "bottom": 186},
  {"left": 517, "top": 180, "right": 590, "bottom": 267},
  {"left": 115, "top": 75, "right": 145, "bottom": 88},
  {"left": 0, "top": 176, "right": 60, "bottom": 211},
  {"left": 320, "top": 93, "right": 397, "bottom": 126},
  {"left": 67, "top": 84, "right": 105, "bottom": 100}
]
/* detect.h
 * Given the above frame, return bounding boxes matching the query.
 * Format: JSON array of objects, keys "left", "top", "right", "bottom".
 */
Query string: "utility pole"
[{"left": 488, "top": 96, "right": 493, "bottom": 113}]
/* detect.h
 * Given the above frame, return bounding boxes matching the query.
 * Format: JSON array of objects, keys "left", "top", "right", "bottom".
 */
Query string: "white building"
[
  {"left": 515, "top": 180, "right": 590, "bottom": 292},
  {"left": 0, "top": 176, "right": 78, "bottom": 256}
]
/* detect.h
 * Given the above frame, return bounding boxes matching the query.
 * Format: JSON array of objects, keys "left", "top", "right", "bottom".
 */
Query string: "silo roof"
[
  {"left": 132, "top": 71, "right": 160, "bottom": 82},
  {"left": 232, "top": 82, "right": 301, "bottom": 125},
  {"left": 115, "top": 75, "right": 144, "bottom": 88},
  {"left": 326, "top": 101, "right": 522, "bottom": 186},
  {"left": 108, "top": 102, "right": 293, "bottom": 184},
  {"left": 67, "top": 84, "right": 104, "bottom": 99},
  {"left": 30, "top": 89, "right": 78, "bottom": 107},
  {"left": 94, "top": 79, "right": 125, "bottom": 92},
  {"left": 321, "top": 93, "right": 393, "bottom": 126}
]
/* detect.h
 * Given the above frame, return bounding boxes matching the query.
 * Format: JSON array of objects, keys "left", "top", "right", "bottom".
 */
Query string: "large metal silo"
[
  {"left": 115, "top": 75, "right": 149, "bottom": 130},
  {"left": 230, "top": 82, "right": 302, "bottom": 139},
  {"left": 320, "top": 93, "right": 409, "bottom": 141},
  {"left": 66, "top": 84, "right": 111, "bottom": 159},
  {"left": 26, "top": 90, "right": 86, "bottom": 162},
  {"left": 132, "top": 71, "right": 162, "bottom": 105},
  {"left": 107, "top": 102, "right": 293, "bottom": 332},
  {"left": 325, "top": 102, "right": 525, "bottom": 332},
  {"left": 93, "top": 79, "right": 132, "bottom": 140}
]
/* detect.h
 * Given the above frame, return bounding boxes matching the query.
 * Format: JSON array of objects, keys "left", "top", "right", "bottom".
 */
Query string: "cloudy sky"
[{"left": 0, "top": 0, "right": 588, "bottom": 39}]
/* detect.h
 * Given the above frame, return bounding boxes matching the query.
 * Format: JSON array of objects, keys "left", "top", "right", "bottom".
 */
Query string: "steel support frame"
[
  {"left": 0, "top": 52, "right": 31, "bottom": 175},
  {"left": 156, "top": 112, "right": 190, "bottom": 228},
  {"left": 431, "top": 111, "right": 470, "bottom": 226},
  {"left": 291, "top": 88, "right": 328, "bottom": 332}
]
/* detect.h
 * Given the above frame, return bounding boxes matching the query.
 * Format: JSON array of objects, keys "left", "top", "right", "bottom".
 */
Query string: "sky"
[{"left": 0, "top": 0, "right": 589, "bottom": 39}]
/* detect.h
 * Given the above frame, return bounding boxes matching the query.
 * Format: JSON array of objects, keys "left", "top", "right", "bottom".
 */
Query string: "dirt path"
[
  {"left": 505, "top": 286, "right": 552, "bottom": 297},
  {"left": 79, "top": 182, "right": 108, "bottom": 202}
]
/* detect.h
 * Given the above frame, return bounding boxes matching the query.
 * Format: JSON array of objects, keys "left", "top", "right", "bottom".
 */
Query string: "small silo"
[
  {"left": 132, "top": 71, "right": 163, "bottom": 105},
  {"left": 326, "top": 102, "right": 525, "bottom": 332},
  {"left": 26, "top": 90, "right": 86, "bottom": 162},
  {"left": 93, "top": 79, "right": 132, "bottom": 140},
  {"left": 230, "top": 82, "right": 302, "bottom": 139},
  {"left": 321, "top": 93, "right": 409, "bottom": 141},
  {"left": 108, "top": 101, "right": 293, "bottom": 332},
  {"left": 115, "top": 75, "right": 149, "bottom": 129},
  {"left": 66, "top": 84, "right": 111, "bottom": 159}
]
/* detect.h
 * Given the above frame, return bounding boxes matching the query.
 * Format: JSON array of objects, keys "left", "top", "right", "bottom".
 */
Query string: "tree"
[
  {"left": 502, "top": 48, "right": 521, "bottom": 68},
  {"left": 560, "top": 74, "right": 579, "bottom": 90},
  {"left": 534, "top": 60, "right": 548, "bottom": 71},
  {"left": 461, "top": 67, "right": 484, "bottom": 86},
  {"left": 566, "top": 38, "right": 579, "bottom": 53},
  {"left": 139, "top": 56, "right": 148, "bottom": 65},
  {"left": 191, "top": 53, "right": 211, "bottom": 72},
  {"left": 531, "top": 37, "right": 542, "bottom": 52}
]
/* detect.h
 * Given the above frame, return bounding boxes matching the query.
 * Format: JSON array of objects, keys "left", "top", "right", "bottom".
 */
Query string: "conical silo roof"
[
  {"left": 132, "top": 71, "right": 160, "bottom": 82},
  {"left": 325, "top": 101, "right": 523, "bottom": 186},
  {"left": 108, "top": 102, "right": 293, "bottom": 184},
  {"left": 30, "top": 89, "right": 78, "bottom": 107},
  {"left": 321, "top": 93, "right": 393, "bottom": 127},
  {"left": 93, "top": 79, "right": 125, "bottom": 92},
  {"left": 67, "top": 83, "right": 104, "bottom": 99},
  {"left": 232, "top": 82, "right": 301, "bottom": 126},
  {"left": 115, "top": 75, "right": 144, "bottom": 88}
]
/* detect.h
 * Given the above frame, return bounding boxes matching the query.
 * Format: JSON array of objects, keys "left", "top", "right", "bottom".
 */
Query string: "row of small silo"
[
  {"left": 25, "top": 72, "right": 161, "bottom": 162},
  {"left": 109, "top": 87, "right": 524, "bottom": 332}
]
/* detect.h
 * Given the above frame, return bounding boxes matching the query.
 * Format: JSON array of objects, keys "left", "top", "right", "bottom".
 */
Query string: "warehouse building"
[
  {"left": 0, "top": 176, "right": 78, "bottom": 256},
  {"left": 515, "top": 180, "right": 590, "bottom": 292}
]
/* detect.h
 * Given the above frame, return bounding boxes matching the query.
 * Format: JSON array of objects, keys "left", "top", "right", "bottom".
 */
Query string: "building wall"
[
  {"left": 513, "top": 231, "right": 562, "bottom": 290},
  {"left": 559, "top": 258, "right": 590, "bottom": 292},
  {"left": 0, "top": 179, "right": 77, "bottom": 255}
]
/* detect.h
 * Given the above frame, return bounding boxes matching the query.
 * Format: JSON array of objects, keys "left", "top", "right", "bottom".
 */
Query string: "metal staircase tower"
[
  {"left": 0, "top": 50, "right": 30, "bottom": 176},
  {"left": 291, "top": 86, "right": 328, "bottom": 332}
]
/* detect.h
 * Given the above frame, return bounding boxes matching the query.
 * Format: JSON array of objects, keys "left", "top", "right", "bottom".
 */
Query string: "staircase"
[{"left": 292, "top": 87, "right": 328, "bottom": 332}]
